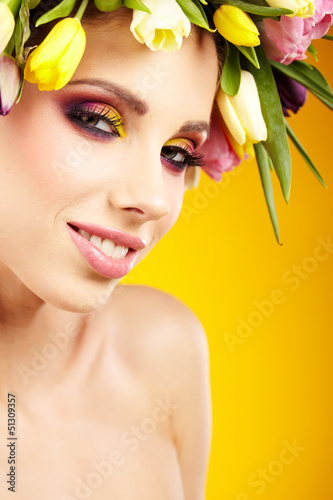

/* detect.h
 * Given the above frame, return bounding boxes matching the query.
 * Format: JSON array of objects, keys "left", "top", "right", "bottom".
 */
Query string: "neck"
[
  {"left": 0, "top": 262, "right": 46, "bottom": 329},
  {"left": 0, "top": 262, "right": 87, "bottom": 402}
]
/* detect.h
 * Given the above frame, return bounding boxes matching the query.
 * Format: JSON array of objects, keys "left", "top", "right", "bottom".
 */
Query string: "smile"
[
  {"left": 66, "top": 222, "right": 146, "bottom": 280},
  {"left": 76, "top": 229, "right": 129, "bottom": 259}
]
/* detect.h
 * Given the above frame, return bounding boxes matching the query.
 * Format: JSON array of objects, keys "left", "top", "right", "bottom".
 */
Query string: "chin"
[{"left": 26, "top": 271, "right": 119, "bottom": 315}]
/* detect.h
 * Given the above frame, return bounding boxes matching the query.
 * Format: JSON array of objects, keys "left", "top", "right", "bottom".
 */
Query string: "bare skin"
[{"left": 0, "top": 9, "right": 218, "bottom": 499}]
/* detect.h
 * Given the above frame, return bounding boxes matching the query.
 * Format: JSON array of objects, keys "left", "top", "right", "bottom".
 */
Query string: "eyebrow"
[
  {"left": 68, "top": 79, "right": 149, "bottom": 115},
  {"left": 68, "top": 79, "right": 210, "bottom": 136},
  {"left": 178, "top": 121, "right": 210, "bottom": 137}
]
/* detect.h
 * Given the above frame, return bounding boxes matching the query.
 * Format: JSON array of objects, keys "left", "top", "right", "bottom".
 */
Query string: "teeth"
[
  {"left": 112, "top": 245, "right": 128, "bottom": 259},
  {"left": 77, "top": 228, "right": 129, "bottom": 259},
  {"left": 78, "top": 229, "right": 90, "bottom": 240},
  {"left": 100, "top": 238, "right": 116, "bottom": 257},
  {"left": 90, "top": 235, "right": 102, "bottom": 248}
]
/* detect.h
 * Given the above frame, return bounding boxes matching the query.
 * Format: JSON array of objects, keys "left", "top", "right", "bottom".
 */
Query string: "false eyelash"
[
  {"left": 67, "top": 103, "right": 123, "bottom": 137},
  {"left": 165, "top": 145, "right": 206, "bottom": 169}
]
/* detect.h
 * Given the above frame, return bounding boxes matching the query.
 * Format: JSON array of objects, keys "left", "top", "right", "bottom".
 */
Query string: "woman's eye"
[
  {"left": 161, "top": 139, "right": 205, "bottom": 173},
  {"left": 80, "top": 113, "right": 113, "bottom": 133},
  {"left": 162, "top": 146, "right": 187, "bottom": 164},
  {"left": 66, "top": 102, "right": 125, "bottom": 138}
]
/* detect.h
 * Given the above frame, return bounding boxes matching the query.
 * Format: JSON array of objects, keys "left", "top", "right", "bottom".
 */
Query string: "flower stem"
[{"left": 74, "top": 0, "right": 90, "bottom": 21}]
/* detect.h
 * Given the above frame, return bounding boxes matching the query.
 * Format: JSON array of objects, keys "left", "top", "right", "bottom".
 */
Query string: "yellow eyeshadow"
[
  {"left": 105, "top": 107, "right": 125, "bottom": 138},
  {"left": 164, "top": 138, "right": 194, "bottom": 151}
]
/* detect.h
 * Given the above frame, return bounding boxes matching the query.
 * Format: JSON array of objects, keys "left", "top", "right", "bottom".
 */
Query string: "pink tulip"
[
  {"left": 199, "top": 111, "right": 242, "bottom": 182},
  {"left": 260, "top": 0, "right": 333, "bottom": 64}
]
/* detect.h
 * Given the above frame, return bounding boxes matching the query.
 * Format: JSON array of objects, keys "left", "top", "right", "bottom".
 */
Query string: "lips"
[{"left": 66, "top": 221, "right": 146, "bottom": 279}]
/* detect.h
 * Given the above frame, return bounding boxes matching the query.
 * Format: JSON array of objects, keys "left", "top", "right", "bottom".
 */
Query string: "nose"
[{"left": 108, "top": 148, "right": 171, "bottom": 222}]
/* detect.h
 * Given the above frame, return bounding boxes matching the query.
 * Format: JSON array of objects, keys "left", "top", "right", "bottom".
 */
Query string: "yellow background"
[{"left": 124, "top": 35, "right": 333, "bottom": 499}]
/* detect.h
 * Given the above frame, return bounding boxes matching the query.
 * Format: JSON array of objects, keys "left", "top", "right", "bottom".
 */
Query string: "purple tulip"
[
  {"left": 273, "top": 71, "right": 308, "bottom": 117},
  {"left": 0, "top": 53, "right": 21, "bottom": 116}
]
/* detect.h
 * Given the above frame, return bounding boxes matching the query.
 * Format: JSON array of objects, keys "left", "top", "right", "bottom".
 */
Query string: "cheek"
[{"left": 154, "top": 176, "right": 185, "bottom": 242}]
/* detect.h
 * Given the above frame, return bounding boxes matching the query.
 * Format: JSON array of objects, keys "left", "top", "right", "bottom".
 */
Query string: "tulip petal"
[
  {"left": 0, "top": 54, "right": 21, "bottom": 115},
  {"left": 0, "top": 3, "right": 15, "bottom": 54},
  {"left": 24, "top": 18, "right": 86, "bottom": 91},
  {"left": 217, "top": 90, "right": 246, "bottom": 145},
  {"left": 214, "top": 5, "right": 260, "bottom": 47},
  {"left": 229, "top": 70, "right": 267, "bottom": 143},
  {"left": 130, "top": 0, "right": 191, "bottom": 51},
  {"left": 199, "top": 112, "right": 242, "bottom": 181}
]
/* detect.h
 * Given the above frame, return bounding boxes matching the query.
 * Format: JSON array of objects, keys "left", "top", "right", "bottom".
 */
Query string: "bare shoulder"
[{"left": 111, "top": 284, "right": 210, "bottom": 377}]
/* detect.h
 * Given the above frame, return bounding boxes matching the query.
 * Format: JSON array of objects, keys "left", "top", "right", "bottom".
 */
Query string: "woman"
[
  {"left": 1, "top": 0, "right": 332, "bottom": 498},
  {"left": 0, "top": 4, "right": 219, "bottom": 499}
]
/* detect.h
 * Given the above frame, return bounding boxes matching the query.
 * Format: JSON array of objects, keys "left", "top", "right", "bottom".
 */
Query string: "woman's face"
[{"left": 0, "top": 11, "right": 218, "bottom": 313}]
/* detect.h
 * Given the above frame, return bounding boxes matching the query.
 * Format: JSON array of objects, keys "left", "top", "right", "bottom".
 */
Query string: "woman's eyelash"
[
  {"left": 161, "top": 145, "right": 205, "bottom": 170},
  {"left": 66, "top": 103, "right": 124, "bottom": 137}
]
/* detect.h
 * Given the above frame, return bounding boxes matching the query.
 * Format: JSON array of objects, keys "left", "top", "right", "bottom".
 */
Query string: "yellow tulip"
[
  {"left": 0, "top": 3, "right": 15, "bottom": 54},
  {"left": 220, "top": 116, "right": 255, "bottom": 160},
  {"left": 24, "top": 18, "right": 86, "bottom": 91},
  {"left": 217, "top": 70, "right": 267, "bottom": 146},
  {"left": 213, "top": 5, "right": 260, "bottom": 47}
]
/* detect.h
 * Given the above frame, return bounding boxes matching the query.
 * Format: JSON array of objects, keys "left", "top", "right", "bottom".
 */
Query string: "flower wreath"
[{"left": 0, "top": 0, "right": 332, "bottom": 241}]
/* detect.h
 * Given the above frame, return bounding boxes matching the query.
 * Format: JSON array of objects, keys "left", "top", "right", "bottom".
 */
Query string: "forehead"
[{"left": 77, "top": 10, "right": 219, "bottom": 126}]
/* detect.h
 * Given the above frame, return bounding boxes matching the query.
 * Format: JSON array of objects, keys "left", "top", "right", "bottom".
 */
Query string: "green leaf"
[
  {"left": 14, "top": 13, "right": 22, "bottom": 56},
  {"left": 176, "top": 0, "right": 214, "bottom": 31},
  {"left": 27, "top": 0, "right": 41, "bottom": 8},
  {"left": 15, "top": 0, "right": 31, "bottom": 66},
  {"left": 323, "top": 35, "right": 333, "bottom": 41},
  {"left": 270, "top": 60, "right": 333, "bottom": 107},
  {"left": 254, "top": 142, "right": 280, "bottom": 244},
  {"left": 307, "top": 43, "right": 318, "bottom": 61},
  {"left": 285, "top": 120, "right": 327, "bottom": 188},
  {"left": 36, "top": 0, "right": 76, "bottom": 26},
  {"left": 237, "top": 45, "right": 260, "bottom": 69},
  {"left": 245, "top": 45, "right": 291, "bottom": 202},
  {"left": 310, "top": 90, "right": 333, "bottom": 110},
  {"left": 221, "top": 41, "right": 241, "bottom": 96},
  {"left": 211, "top": 0, "right": 293, "bottom": 17},
  {"left": 124, "top": 0, "right": 151, "bottom": 13},
  {"left": 251, "top": 14, "right": 282, "bottom": 21},
  {"left": 15, "top": 75, "right": 24, "bottom": 105}
]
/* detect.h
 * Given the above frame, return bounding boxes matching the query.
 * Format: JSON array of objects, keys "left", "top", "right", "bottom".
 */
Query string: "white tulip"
[
  {"left": 217, "top": 70, "right": 267, "bottom": 145},
  {"left": 265, "top": 0, "right": 315, "bottom": 18},
  {"left": 0, "top": 3, "right": 15, "bottom": 55},
  {"left": 130, "top": 0, "right": 191, "bottom": 52}
]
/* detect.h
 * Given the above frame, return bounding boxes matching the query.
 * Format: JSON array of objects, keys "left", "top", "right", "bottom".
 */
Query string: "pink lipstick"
[{"left": 67, "top": 222, "right": 146, "bottom": 279}]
